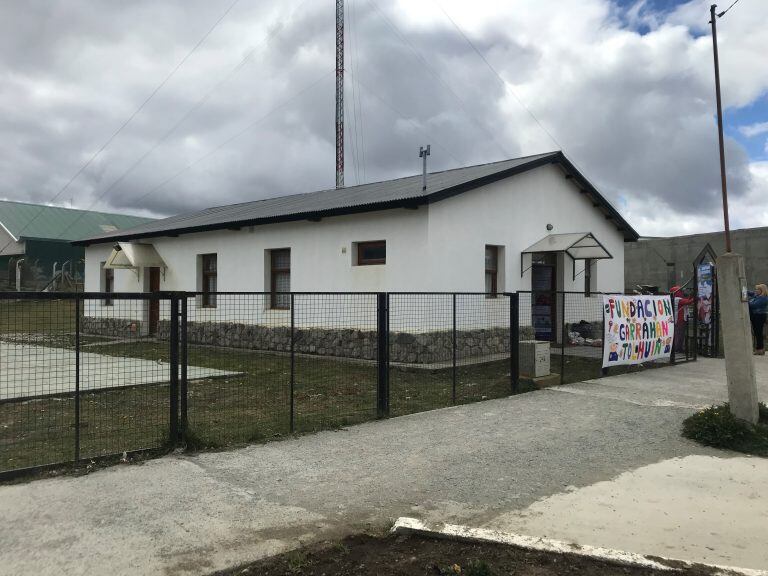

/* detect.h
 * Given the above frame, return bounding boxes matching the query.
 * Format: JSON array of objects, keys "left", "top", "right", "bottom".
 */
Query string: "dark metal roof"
[{"left": 75, "top": 151, "right": 639, "bottom": 245}]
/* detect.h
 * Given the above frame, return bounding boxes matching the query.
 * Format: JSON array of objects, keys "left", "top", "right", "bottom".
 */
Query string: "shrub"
[{"left": 682, "top": 403, "right": 768, "bottom": 456}]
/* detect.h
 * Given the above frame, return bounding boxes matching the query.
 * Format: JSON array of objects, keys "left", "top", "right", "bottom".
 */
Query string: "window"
[
  {"left": 201, "top": 254, "right": 217, "bottom": 307},
  {"left": 485, "top": 245, "right": 498, "bottom": 296},
  {"left": 356, "top": 241, "right": 386, "bottom": 265},
  {"left": 101, "top": 262, "right": 114, "bottom": 306},
  {"left": 270, "top": 249, "right": 291, "bottom": 309}
]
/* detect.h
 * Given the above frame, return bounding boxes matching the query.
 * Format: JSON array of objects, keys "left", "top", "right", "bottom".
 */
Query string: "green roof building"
[{"left": 0, "top": 200, "right": 154, "bottom": 290}]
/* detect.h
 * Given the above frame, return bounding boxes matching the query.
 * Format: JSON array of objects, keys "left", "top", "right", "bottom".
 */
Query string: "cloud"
[
  {"left": 0, "top": 0, "right": 766, "bottom": 237},
  {"left": 739, "top": 121, "right": 768, "bottom": 138}
]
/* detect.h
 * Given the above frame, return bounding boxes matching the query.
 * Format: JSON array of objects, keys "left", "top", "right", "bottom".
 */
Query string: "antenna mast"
[{"left": 335, "top": 0, "right": 344, "bottom": 188}]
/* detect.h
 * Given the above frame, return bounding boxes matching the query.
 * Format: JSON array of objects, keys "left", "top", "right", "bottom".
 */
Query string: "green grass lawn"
[{"left": 0, "top": 299, "right": 76, "bottom": 334}]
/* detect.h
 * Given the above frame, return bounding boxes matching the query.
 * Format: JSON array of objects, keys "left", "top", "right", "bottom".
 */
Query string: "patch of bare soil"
[{"left": 212, "top": 533, "right": 724, "bottom": 576}]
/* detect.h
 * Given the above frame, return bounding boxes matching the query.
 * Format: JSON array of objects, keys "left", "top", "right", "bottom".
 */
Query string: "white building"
[{"left": 76, "top": 152, "right": 638, "bottom": 342}]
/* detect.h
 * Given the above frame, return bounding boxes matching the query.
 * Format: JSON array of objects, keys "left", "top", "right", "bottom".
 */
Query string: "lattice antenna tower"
[{"left": 335, "top": 0, "right": 345, "bottom": 188}]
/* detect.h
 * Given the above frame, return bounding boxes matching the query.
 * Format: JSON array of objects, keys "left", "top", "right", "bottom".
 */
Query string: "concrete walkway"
[
  {"left": 0, "top": 342, "right": 237, "bottom": 400},
  {"left": 0, "top": 356, "right": 765, "bottom": 576}
]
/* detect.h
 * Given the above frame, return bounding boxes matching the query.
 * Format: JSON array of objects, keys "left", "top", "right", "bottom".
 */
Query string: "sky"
[{"left": 0, "top": 0, "right": 766, "bottom": 237}]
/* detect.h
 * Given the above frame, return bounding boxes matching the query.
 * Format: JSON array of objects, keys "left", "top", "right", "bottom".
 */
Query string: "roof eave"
[
  {"left": 553, "top": 153, "right": 640, "bottom": 242},
  {"left": 72, "top": 198, "right": 426, "bottom": 246}
]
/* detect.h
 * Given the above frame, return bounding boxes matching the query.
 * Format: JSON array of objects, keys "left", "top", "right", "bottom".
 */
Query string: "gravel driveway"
[{"left": 0, "top": 357, "right": 764, "bottom": 576}]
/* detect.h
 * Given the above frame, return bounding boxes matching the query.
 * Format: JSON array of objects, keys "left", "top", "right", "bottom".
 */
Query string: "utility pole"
[
  {"left": 335, "top": 0, "right": 344, "bottom": 189},
  {"left": 710, "top": 4, "right": 731, "bottom": 252},
  {"left": 419, "top": 145, "right": 431, "bottom": 191},
  {"left": 710, "top": 3, "right": 759, "bottom": 424}
]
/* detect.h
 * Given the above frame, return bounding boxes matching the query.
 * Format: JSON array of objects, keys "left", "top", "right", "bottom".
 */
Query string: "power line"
[
  {"left": 717, "top": 0, "right": 742, "bottom": 17},
  {"left": 54, "top": 0, "right": 314, "bottom": 240},
  {"left": 345, "top": 100, "right": 360, "bottom": 184},
  {"left": 0, "top": 0, "right": 242, "bottom": 255},
  {"left": 430, "top": 0, "right": 563, "bottom": 153},
  {"left": 129, "top": 72, "right": 334, "bottom": 203},
  {"left": 350, "top": 0, "right": 367, "bottom": 182},
  {"left": 347, "top": 69, "right": 465, "bottom": 166},
  {"left": 367, "top": 0, "right": 512, "bottom": 160}
]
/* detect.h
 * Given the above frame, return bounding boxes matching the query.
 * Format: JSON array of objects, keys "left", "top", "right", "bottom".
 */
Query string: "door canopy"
[
  {"left": 521, "top": 232, "right": 612, "bottom": 276},
  {"left": 104, "top": 242, "right": 166, "bottom": 275}
]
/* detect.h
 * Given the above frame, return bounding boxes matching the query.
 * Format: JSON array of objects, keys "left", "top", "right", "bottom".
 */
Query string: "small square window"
[{"left": 356, "top": 241, "right": 386, "bottom": 265}]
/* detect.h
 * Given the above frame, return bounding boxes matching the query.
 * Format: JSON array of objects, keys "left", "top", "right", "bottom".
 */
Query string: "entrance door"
[
  {"left": 531, "top": 255, "right": 557, "bottom": 342},
  {"left": 148, "top": 267, "right": 161, "bottom": 335}
]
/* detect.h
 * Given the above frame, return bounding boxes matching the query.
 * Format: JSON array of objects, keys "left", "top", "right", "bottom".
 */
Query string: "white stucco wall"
[{"left": 83, "top": 163, "right": 628, "bottom": 330}]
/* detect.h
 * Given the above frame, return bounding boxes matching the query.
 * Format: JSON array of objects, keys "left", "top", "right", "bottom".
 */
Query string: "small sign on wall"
[{"left": 602, "top": 295, "right": 675, "bottom": 367}]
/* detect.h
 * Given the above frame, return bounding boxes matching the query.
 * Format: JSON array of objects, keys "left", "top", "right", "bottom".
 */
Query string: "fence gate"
[{"left": 0, "top": 292, "right": 180, "bottom": 478}]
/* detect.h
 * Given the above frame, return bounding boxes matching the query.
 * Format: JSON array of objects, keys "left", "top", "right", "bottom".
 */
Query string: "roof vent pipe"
[{"left": 419, "top": 145, "right": 431, "bottom": 191}]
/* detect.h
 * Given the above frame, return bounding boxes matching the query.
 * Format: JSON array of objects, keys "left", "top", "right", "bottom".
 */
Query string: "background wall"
[{"left": 624, "top": 227, "right": 768, "bottom": 293}]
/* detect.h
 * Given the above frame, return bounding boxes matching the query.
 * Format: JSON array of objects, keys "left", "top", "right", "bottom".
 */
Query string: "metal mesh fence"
[
  {"left": 292, "top": 293, "right": 379, "bottom": 432},
  {"left": 179, "top": 293, "right": 292, "bottom": 448},
  {"left": 0, "top": 290, "right": 694, "bottom": 478},
  {"left": 389, "top": 294, "right": 454, "bottom": 415},
  {"left": 0, "top": 294, "right": 174, "bottom": 476},
  {"left": 455, "top": 294, "right": 512, "bottom": 404},
  {"left": 0, "top": 297, "right": 77, "bottom": 472}
]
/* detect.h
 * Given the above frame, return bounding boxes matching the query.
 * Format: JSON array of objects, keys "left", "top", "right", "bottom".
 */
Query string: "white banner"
[{"left": 602, "top": 295, "right": 675, "bottom": 367}]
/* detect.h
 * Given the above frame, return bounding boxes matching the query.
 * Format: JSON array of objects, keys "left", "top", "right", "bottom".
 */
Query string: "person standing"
[
  {"left": 748, "top": 284, "right": 768, "bottom": 356},
  {"left": 671, "top": 285, "right": 694, "bottom": 353}
]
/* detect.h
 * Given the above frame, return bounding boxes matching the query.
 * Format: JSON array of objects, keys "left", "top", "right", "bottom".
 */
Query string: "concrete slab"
[
  {"left": 484, "top": 455, "right": 768, "bottom": 572},
  {"left": 0, "top": 342, "right": 239, "bottom": 401}
]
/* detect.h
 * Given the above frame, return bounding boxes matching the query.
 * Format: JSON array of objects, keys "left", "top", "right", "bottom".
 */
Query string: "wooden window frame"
[
  {"left": 485, "top": 245, "right": 498, "bottom": 297},
  {"left": 356, "top": 240, "right": 386, "bottom": 266},
  {"left": 270, "top": 249, "right": 291, "bottom": 310},
  {"left": 103, "top": 265, "right": 114, "bottom": 307},
  {"left": 201, "top": 253, "right": 217, "bottom": 308}
]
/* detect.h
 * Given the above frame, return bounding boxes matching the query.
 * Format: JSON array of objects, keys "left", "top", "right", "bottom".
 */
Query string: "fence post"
[
  {"left": 376, "top": 292, "right": 390, "bottom": 418},
  {"left": 670, "top": 297, "right": 677, "bottom": 365},
  {"left": 74, "top": 294, "right": 81, "bottom": 463},
  {"left": 169, "top": 294, "right": 179, "bottom": 445},
  {"left": 180, "top": 296, "right": 188, "bottom": 442},
  {"left": 560, "top": 292, "right": 566, "bottom": 385},
  {"left": 290, "top": 293, "right": 295, "bottom": 433},
  {"left": 509, "top": 293, "right": 519, "bottom": 394},
  {"left": 452, "top": 293, "right": 457, "bottom": 404}
]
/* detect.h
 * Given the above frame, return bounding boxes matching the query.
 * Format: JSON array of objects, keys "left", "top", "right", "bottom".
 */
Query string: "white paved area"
[
  {"left": 0, "top": 356, "right": 765, "bottom": 576},
  {"left": 0, "top": 342, "right": 238, "bottom": 400},
  {"left": 486, "top": 455, "right": 768, "bottom": 571}
]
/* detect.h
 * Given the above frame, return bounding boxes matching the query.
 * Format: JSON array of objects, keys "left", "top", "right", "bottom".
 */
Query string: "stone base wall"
[
  {"left": 82, "top": 317, "right": 535, "bottom": 364},
  {"left": 166, "top": 320, "right": 535, "bottom": 364},
  {"left": 81, "top": 317, "right": 142, "bottom": 338}
]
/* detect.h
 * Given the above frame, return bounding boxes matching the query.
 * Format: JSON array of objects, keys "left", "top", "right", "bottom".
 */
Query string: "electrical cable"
[
  {"left": 54, "top": 0, "right": 314, "bottom": 240},
  {"left": 0, "top": 0, "right": 243, "bottom": 254}
]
